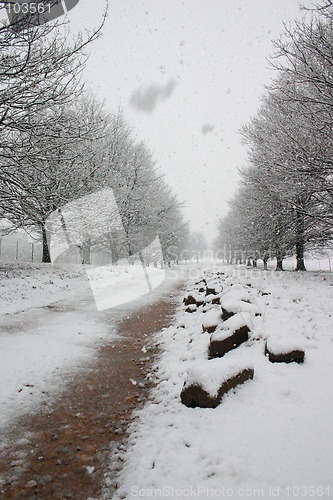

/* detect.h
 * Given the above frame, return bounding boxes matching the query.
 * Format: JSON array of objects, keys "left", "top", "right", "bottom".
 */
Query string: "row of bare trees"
[
  {"left": 0, "top": 2, "right": 189, "bottom": 263},
  {"left": 215, "top": 1, "right": 333, "bottom": 271}
]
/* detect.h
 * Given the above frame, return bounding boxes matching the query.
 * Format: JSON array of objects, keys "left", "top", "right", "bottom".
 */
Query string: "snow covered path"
[
  {"left": 109, "top": 265, "right": 333, "bottom": 500},
  {"left": 0, "top": 266, "right": 112, "bottom": 428},
  {"left": 0, "top": 264, "right": 185, "bottom": 498},
  {"left": 0, "top": 263, "right": 165, "bottom": 428}
]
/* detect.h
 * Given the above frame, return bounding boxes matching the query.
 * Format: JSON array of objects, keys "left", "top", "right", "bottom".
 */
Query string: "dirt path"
[{"left": 0, "top": 281, "right": 184, "bottom": 499}]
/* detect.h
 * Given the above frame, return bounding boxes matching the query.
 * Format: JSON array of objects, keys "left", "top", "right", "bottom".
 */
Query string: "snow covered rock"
[
  {"left": 195, "top": 279, "right": 206, "bottom": 286},
  {"left": 185, "top": 304, "right": 197, "bottom": 313},
  {"left": 265, "top": 335, "right": 305, "bottom": 364},
  {"left": 220, "top": 286, "right": 251, "bottom": 303},
  {"left": 180, "top": 358, "right": 254, "bottom": 408},
  {"left": 202, "top": 303, "right": 213, "bottom": 313},
  {"left": 184, "top": 292, "right": 205, "bottom": 307},
  {"left": 183, "top": 294, "right": 197, "bottom": 306},
  {"left": 221, "top": 299, "right": 260, "bottom": 321},
  {"left": 206, "top": 282, "right": 223, "bottom": 296},
  {"left": 202, "top": 307, "right": 223, "bottom": 333},
  {"left": 205, "top": 293, "right": 221, "bottom": 305},
  {"left": 195, "top": 279, "right": 206, "bottom": 293},
  {"left": 209, "top": 313, "right": 251, "bottom": 358},
  {"left": 195, "top": 294, "right": 205, "bottom": 307}
]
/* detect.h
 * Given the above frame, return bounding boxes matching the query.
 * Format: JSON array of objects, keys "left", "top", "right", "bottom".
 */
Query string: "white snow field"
[
  {"left": 107, "top": 265, "right": 333, "bottom": 500},
  {"left": 87, "top": 265, "right": 165, "bottom": 311},
  {"left": 0, "top": 263, "right": 165, "bottom": 428}
]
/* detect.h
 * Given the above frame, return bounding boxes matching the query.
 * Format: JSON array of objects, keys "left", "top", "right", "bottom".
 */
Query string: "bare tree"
[
  {"left": 0, "top": 4, "right": 187, "bottom": 266},
  {"left": 216, "top": 1, "right": 333, "bottom": 271},
  {"left": 0, "top": 1, "right": 105, "bottom": 194},
  {"left": 0, "top": 97, "right": 114, "bottom": 261},
  {"left": 38, "top": 110, "right": 188, "bottom": 265}
]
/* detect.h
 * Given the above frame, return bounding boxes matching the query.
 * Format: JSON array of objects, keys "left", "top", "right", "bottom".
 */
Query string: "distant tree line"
[
  {"left": 0, "top": 2, "right": 189, "bottom": 263},
  {"left": 215, "top": 1, "right": 333, "bottom": 271}
]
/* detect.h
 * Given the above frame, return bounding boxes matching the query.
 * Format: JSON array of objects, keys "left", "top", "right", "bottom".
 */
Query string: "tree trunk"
[
  {"left": 263, "top": 257, "right": 268, "bottom": 270},
  {"left": 252, "top": 259, "right": 257, "bottom": 268},
  {"left": 295, "top": 240, "right": 306, "bottom": 271},
  {"left": 295, "top": 208, "right": 306, "bottom": 271},
  {"left": 80, "top": 237, "right": 91, "bottom": 265},
  {"left": 275, "top": 252, "right": 284, "bottom": 271},
  {"left": 42, "top": 226, "right": 51, "bottom": 263}
]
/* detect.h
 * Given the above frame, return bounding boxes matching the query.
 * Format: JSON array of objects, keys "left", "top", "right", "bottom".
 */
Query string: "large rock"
[
  {"left": 221, "top": 306, "right": 235, "bottom": 321},
  {"left": 209, "top": 326, "right": 250, "bottom": 358},
  {"left": 184, "top": 292, "right": 205, "bottom": 307},
  {"left": 221, "top": 299, "right": 260, "bottom": 321},
  {"left": 220, "top": 286, "right": 251, "bottom": 303},
  {"left": 209, "top": 313, "right": 252, "bottom": 358},
  {"left": 183, "top": 292, "right": 197, "bottom": 306},
  {"left": 265, "top": 342, "right": 305, "bottom": 364},
  {"left": 206, "top": 282, "right": 223, "bottom": 296},
  {"left": 183, "top": 294, "right": 197, "bottom": 306},
  {"left": 202, "top": 307, "right": 223, "bottom": 333},
  {"left": 180, "top": 359, "right": 254, "bottom": 408},
  {"left": 185, "top": 304, "right": 197, "bottom": 313},
  {"left": 194, "top": 279, "right": 206, "bottom": 293},
  {"left": 195, "top": 294, "right": 205, "bottom": 307},
  {"left": 205, "top": 293, "right": 221, "bottom": 305}
]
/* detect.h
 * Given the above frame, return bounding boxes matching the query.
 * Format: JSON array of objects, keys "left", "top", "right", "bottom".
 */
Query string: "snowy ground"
[
  {"left": 107, "top": 264, "right": 333, "bottom": 500},
  {"left": 0, "top": 263, "right": 87, "bottom": 315},
  {"left": 0, "top": 263, "right": 165, "bottom": 428}
]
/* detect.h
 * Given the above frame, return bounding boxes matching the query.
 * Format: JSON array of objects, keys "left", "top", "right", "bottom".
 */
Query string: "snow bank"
[
  {"left": 0, "top": 264, "right": 116, "bottom": 427},
  {"left": 86, "top": 265, "right": 165, "bottom": 310},
  {"left": 0, "top": 263, "right": 166, "bottom": 315},
  {"left": 0, "top": 264, "right": 87, "bottom": 315},
  {"left": 0, "top": 309, "right": 112, "bottom": 427}
]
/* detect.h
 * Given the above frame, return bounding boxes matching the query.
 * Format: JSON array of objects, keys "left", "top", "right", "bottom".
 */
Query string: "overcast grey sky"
[{"left": 47, "top": 1, "right": 314, "bottom": 242}]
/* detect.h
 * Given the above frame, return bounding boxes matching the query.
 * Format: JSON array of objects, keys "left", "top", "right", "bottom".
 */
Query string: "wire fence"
[
  {"left": 0, "top": 238, "right": 43, "bottom": 263},
  {"left": 1, "top": 236, "right": 332, "bottom": 272},
  {"left": 0, "top": 236, "right": 166, "bottom": 267}
]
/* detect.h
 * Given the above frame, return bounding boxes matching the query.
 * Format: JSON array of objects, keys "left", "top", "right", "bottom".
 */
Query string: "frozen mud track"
[{"left": 0, "top": 282, "right": 184, "bottom": 499}]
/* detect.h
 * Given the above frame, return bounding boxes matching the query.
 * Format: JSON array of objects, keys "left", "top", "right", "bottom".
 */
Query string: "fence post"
[{"left": 31, "top": 243, "right": 34, "bottom": 262}]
